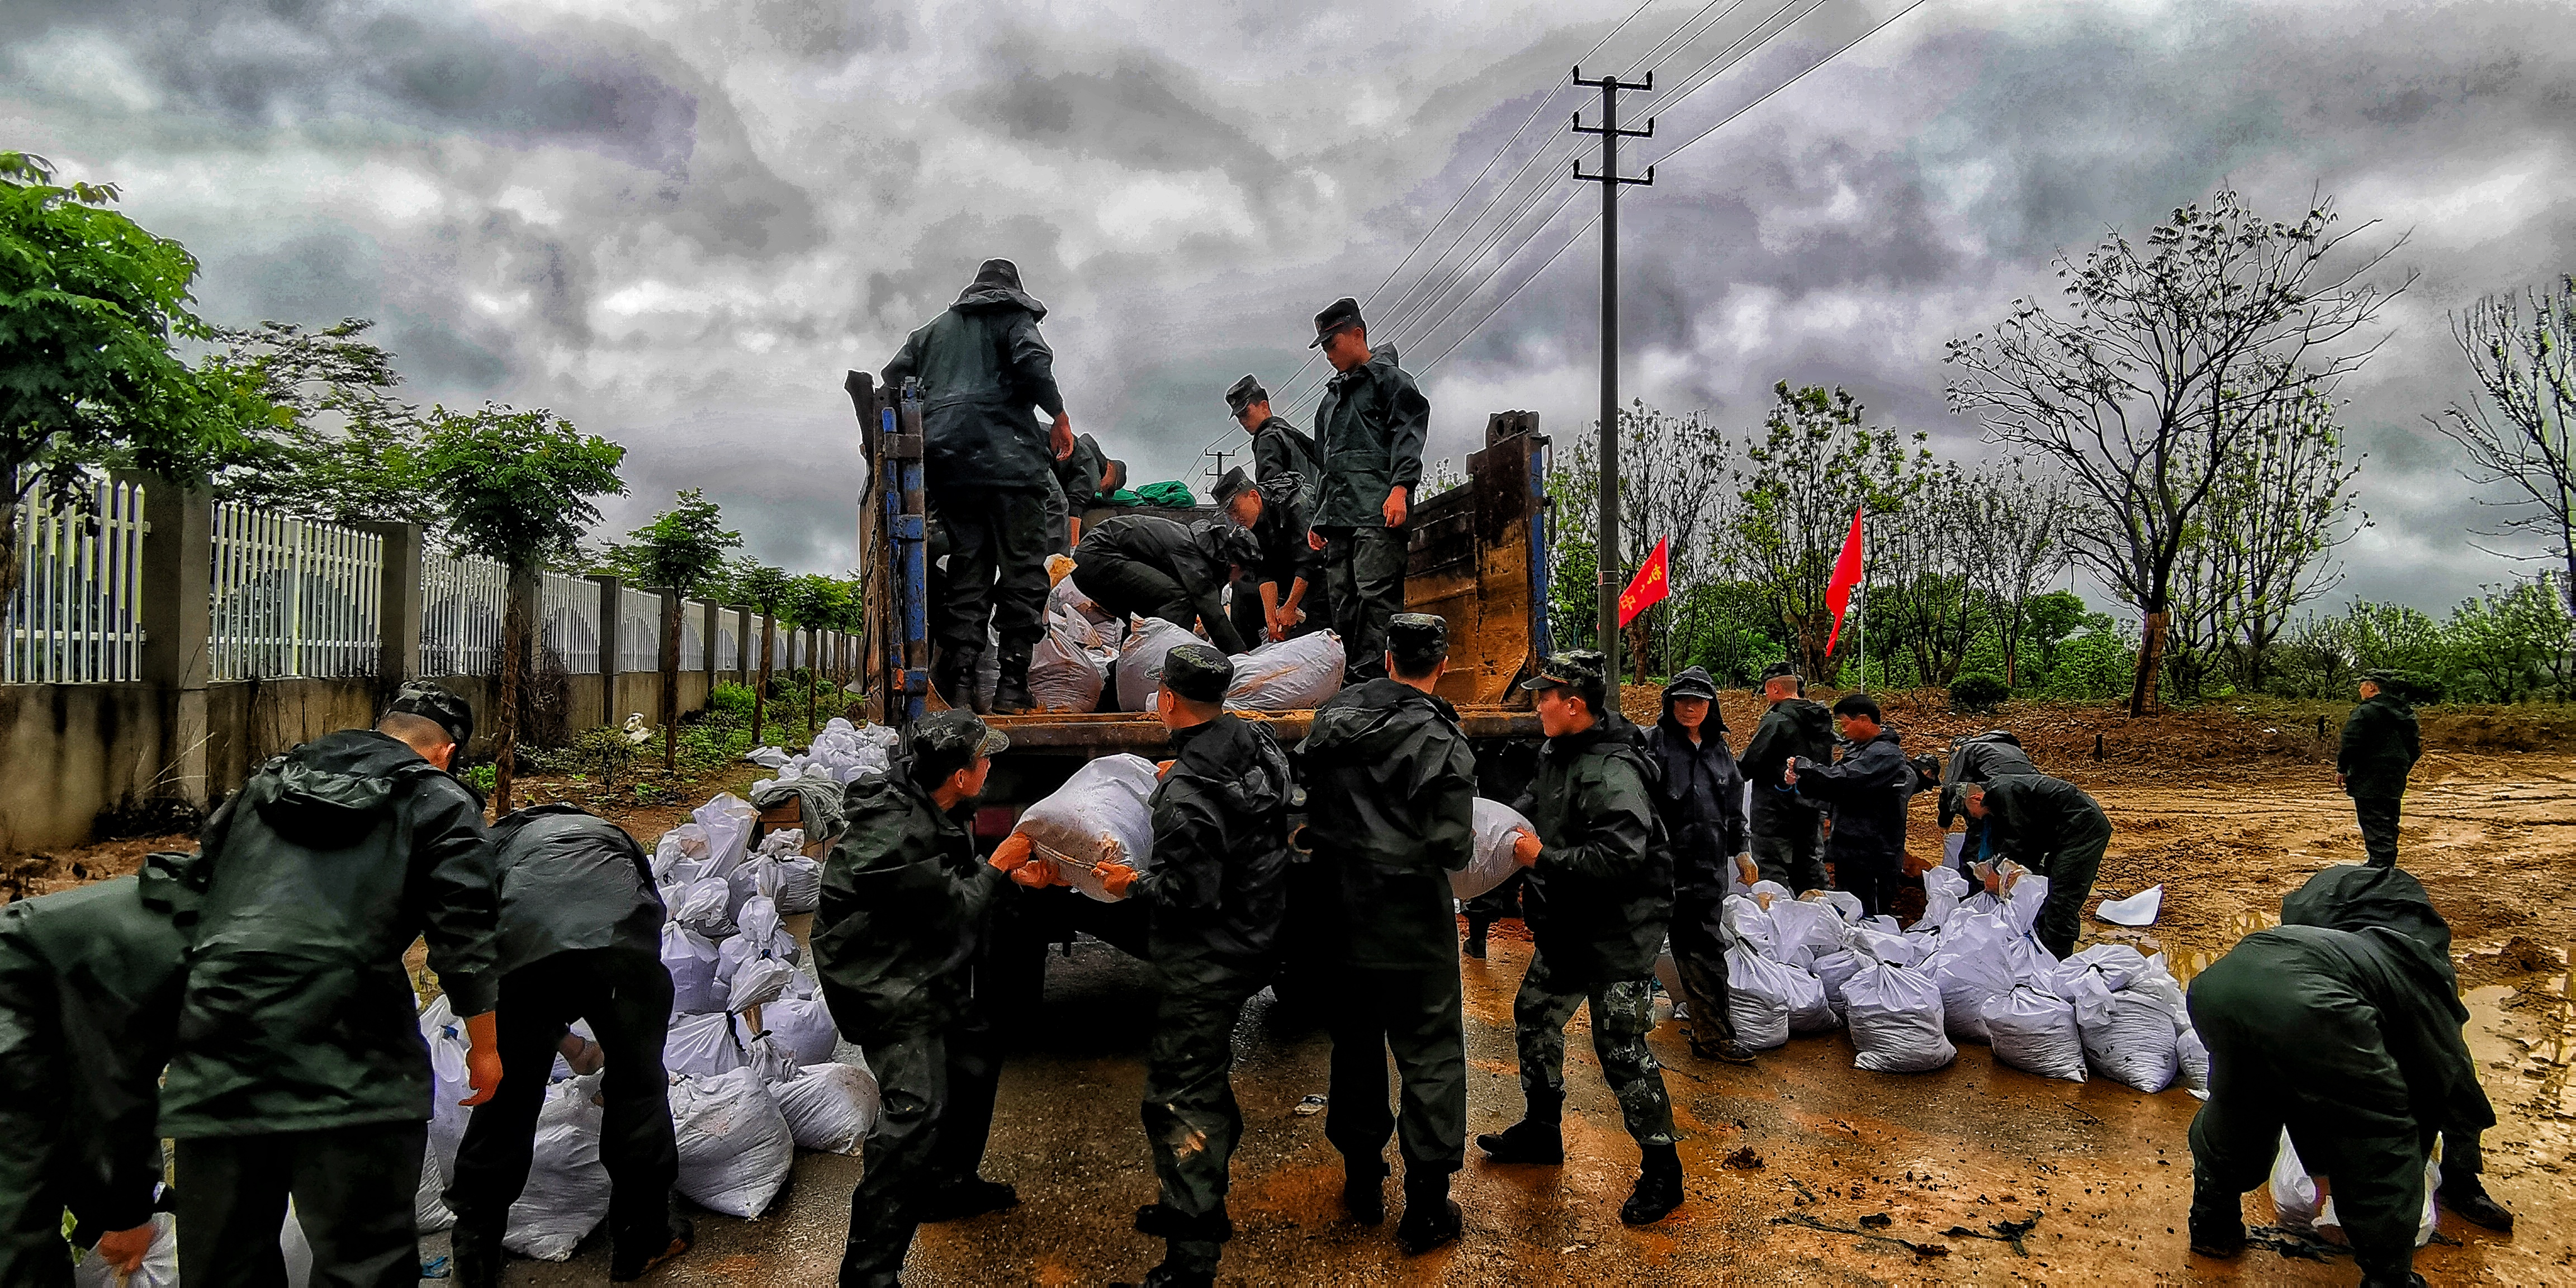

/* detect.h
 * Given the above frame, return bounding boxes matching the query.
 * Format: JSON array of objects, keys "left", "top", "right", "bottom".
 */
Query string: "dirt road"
[{"left": 486, "top": 751, "right": 2574, "bottom": 1286}]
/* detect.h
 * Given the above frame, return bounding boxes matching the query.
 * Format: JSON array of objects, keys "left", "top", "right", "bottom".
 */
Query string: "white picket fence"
[
  {"left": 419, "top": 551, "right": 508, "bottom": 679},
  {"left": 209, "top": 503, "right": 383, "bottom": 681},
  {"left": 541, "top": 571, "right": 600, "bottom": 675},
  {"left": 2, "top": 479, "right": 150, "bottom": 683}
]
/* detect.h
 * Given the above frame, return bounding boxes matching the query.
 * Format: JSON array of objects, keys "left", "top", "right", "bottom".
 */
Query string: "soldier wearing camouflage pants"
[{"left": 1478, "top": 651, "right": 1687, "bottom": 1227}]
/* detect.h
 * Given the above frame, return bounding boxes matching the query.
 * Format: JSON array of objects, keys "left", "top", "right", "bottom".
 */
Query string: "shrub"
[
  {"left": 1949, "top": 672, "right": 2010, "bottom": 712},
  {"left": 709, "top": 681, "right": 757, "bottom": 717}
]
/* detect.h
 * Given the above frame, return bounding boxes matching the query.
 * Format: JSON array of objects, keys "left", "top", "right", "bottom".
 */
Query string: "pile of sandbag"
[
  {"left": 1224, "top": 632, "right": 1345, "bottom": 712},
  {"left": 997, "top": 754, "right": 1159, "bottom": 901},
  {"left": 1030, "top": 583, "right": 1124, "bottom": 712},
  {"left": 747, "top": 718, "right": 899, "bottom": 786}
]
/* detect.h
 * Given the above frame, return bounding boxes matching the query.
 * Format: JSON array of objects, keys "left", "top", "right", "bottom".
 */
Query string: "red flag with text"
[
  {"left": 1824, "top": 508, "right": 1864, "bottom": 655},
  {"left": 1617, "top": 537, "right": 1670, "bottom": 628}
]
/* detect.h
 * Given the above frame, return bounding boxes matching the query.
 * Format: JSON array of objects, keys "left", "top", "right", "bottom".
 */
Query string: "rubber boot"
[
  {"left": 2440, "top": 1172, "right": 2514, "bottom": 1233},
  {"left": 1341, "top": 1154, "right": 1388, "bottom": 1225},
  {"left": 990, "top": 641, "right": 1035, "bottom": 714},
  {"left": 932, "top": 648, "right": 983, "bottom": 714},
  {"left": 1475, "top": 1091, "right": 1564, "bottom": 1164},
  {"left": 2185, "top": 1163, "right": 2246, "bottom": 1259},
  {"left": 609, "top": 1213, "right": 693, "bottom": 1282},
  {"left": 1463, "top": 917, "right": 1490, "bottom": 959},
  {"left": 1395, "top": 1173, "right": 1462, "bottom": 1255},
  {"left": 1620, "top": 1143, "right": 1685, "bottom": 1225},
  {"left": 450, "top": 1218, "right": 505, "bottom": 1288}
]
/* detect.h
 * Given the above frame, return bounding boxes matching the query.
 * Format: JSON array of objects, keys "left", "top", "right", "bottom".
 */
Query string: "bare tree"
[
  {"left": 1946, "top": 188, "right": 2407, "bottom": 714},
  {"left": 2433, "top": 276, "right": 2576, "bottom": 616},
  {"left": 2209, "top": 382, "right": 2362, "bottom": 689},
  {"left": 1964, "top": 459, "right": 2079, "bottom": 687}
]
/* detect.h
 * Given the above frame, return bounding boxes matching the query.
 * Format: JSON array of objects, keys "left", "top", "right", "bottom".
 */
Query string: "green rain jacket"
[
  {"left": 2338, "top": 693, "right": 2421, "bottom": 799},
  {"left": 159, "top": 730, "right": 501, "bottom": 1138},
  {"left": 1299, "top": 679, "right": 1479, "bottom": 971},
  {"left": 1514, "top": 715, "right": 1672, "bottom": 983},
  {"left": 1974, "top": 774, "right": 2111, "bottom": 869},
  {"left": 1311, "top": 344, "right": 1431, "bottom": 529},
  {"left": 812, "top": 765, "right": 1002, "bottom": 1044},
  {"left": 1247, "top": 414, "right": 1325, "bottom": 513},
  {"left": 881, "top": 262, "right": 1066, "bottom": 496},
  {"left": 2278, "top": 864, "right": 2495, "bottom": 1139},
  {"left": 1740, "top": 697, "right": 1833, "bottom": 825},
  {"left": 0, "top": 855, "right": 196, "bottom": 1268},
  {"left": 489, "top": 804, "right": 665, "bottom": 973},
  {"left": 1137, "top": 714, "right": 1293, "bottom": 977},
  {"left": 1074, "top": 514, "right": 1250, "bottom": 655}
]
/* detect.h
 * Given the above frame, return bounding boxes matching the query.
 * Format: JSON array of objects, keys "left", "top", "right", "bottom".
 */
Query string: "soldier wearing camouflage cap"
[
  {"left": 1481, "top": 651, "right": 1688, "bottom": 1227},
  {"left": 2339, "top": 670, "right": 2424, "bottom": 869},
  {"left": 815, "top": 710, "right": 1017, "bottom": 1285},
  {"left": 1082, "top": 644, "right": 1292, "bottom": 1285},
  {"left": 1738, "top": 660, "right": 1833, "bottom": 893},
  {"left": 1296, "top": 613, "right": 1477, "bottom": 1254}
]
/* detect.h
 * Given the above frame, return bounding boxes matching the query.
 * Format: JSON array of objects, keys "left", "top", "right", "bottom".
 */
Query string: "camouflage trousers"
[
  {"left": 1141, "top": 963, "right": 1268, "bottom": 1274},
  {"left": 1510, "top": 949, "right": 1680, "bottom": 1148}
]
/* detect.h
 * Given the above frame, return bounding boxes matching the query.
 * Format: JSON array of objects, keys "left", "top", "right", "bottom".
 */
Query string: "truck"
[{"left": 841, "top": 373, "right": 1555, "bottom": 1014}]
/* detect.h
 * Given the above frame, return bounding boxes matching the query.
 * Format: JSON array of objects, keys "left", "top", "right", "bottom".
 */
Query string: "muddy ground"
[{"left": 13, "top": 698, "right": 2572, "bottom": 1284}]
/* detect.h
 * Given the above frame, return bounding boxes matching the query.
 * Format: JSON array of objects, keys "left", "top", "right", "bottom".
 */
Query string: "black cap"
[
  {"left": 1309, "top": 296, "right": 1363, "bottom": 347},
  {"left": 1759, "top": 660, "right": 1802, "bottom": 683},
  {"left": 1388, "top": 613, "right": 1448, "bottom": 667},
  {"left": 908, "top": 709, "right": 1008, "bottom": 767},
  {"left": 1520, "top": 649, "right": 1607, "bottom": 697},
  {"left": 1213, "top": 466, "right": 1258, "bottom": 506},
  {"left": 1162, "top": 643, "right": 1235, "bottom": 702},
  {"left": 1663, "top": 671, "right": 1717, "bottom": 702},
  {"left": 1192, "top": 519, "right": 1261, "bottom": 568},
  {"left": 387, "top": 681, "right": 475, "bottom": 748},
  {"left": 1225, "top": 374, "right": 1267, "bottom": 415}
]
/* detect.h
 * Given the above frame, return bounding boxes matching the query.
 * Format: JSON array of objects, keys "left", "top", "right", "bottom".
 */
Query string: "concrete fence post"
[
  {"left": 701, "top": 599, "right": 720, "bottom": 676},
  {"left": 591, "top": 574, "right": 621, "bottom": 723},
  {"left": 130, "top": 473, "right": 212, "bottom": 808},
  {"left": 357, "top": 522, "right": 423, "bottom": 694},
  {"left": 734, "top": 607, "right": 754, "bottom": 684}
]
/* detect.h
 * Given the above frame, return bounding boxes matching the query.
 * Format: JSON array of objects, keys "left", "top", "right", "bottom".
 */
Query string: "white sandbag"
[
  {"left": 416, "top": 1142, "right": 455, "bottom": 1232},
  {"left": 727, "top": 956, "right": 797, "bottom": 1014},
  {"left": 1725, "top": 945, "right": 1801, "bottom": 1050},
  {"left": 1767, "top": 898, "right": 1849, "bottom": 970},
  {"left": 1720, "top": 894, "right": 1781, "bottom": 958},
  {"left": 1854, "top": 924, "right": 1926, "bottom": 967},
  {"left": 662, "top": 922, "right": 726, "bottom": 1015},
  {"left": 2075, "top": 988, "right": 2180, "bottom": 1092},
  {"left": 762, "top": 995, "right": 841, "bottom": 1066},
  {"left": 2095, "top": 884, "right": 2163, "bottom": 926},
  {"left": 1943, "top": 831, "right": 1966, "bottom": 870},
  {"left": 1926, "top": 913, "right": 2020, "bottom": 1043},
  {"left": 1784, "top": 965, "right": 1838, "bottom": 1034},
  {"left": 2132, "top": 954, "right": 2194, "bottom": 1030},
  {"left": 2176, "top": 1026, "right": 2211, "bottom": 1098},
  {"left": 2067, "top": 943, "right": 2154, "bottom": 989},
  {"left": 665, "top": 1011, "right": 746, "bottom": 1078},
  {"left": 1224, "top": 632, "right": 1346, "bottom": 712},
  {"left": 774, "top": 1061, "right": 882, "bottom": 1155},
  {"left": 1920, "top": 866, "right": 1969, "bottom": 930},
  {"left": 1452, "top": 798, "right": 1534, "bottom": 901},
  {"left": 1030, "top": 607, "right": 1119, "bottom": 713},
  {"left": 654, "top": 823, "right": 711, "bottom": 880},
  {"left": 1812, "top": 947, "right": 1869, "bottom": 1012},
  {"left": 742, "top": 1031, "right": 801, "bottom": 1086},
  {"left": 1805, "top": 889, "right": 1865, "bottom": 924},
  {"left": 1843, "top": 962, "right": 1957, "bottom": 1073},
  {"left": 1011, "top": 754, "right": 1160, "bottom": 901},
  {"left": 2269, "top": 1131, "right": 2436, "bottom": 1244},
  {"left": 506, "top": 1073, "right": 612, "bottom": 1261},
  {"left": 671, "top": 1068, "right": 795, "bottom": 1218},
  {"left": 1982, "top": 984, "right": 2087, "bottom": 1082},
  {"left": 2306, "top": 1155, "right": 2441, "bottom": 1249},
  {"left": 667, "top": 874, "right": 736, "bottom": 940},
  {"left": 693, "top": 793, "right": 759, "bottom": 877},
  {"left": 1114, "top": 617, "right": 1202, "bottom": 711},
  {"left": 420, "top": 995, "right": 472, "bottom": 1182},
  {"left": 75, "top": 1210, "right": 178, "bottom": 1288},
  {"left": 738, "top": 847, "right": 825, "bottom": 916},
  {"left": 718, "top": 897, "right": 800, "bottom": 984}
]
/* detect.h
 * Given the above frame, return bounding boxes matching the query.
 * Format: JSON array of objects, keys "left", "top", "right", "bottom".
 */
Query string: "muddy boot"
[
  {"left": 1395, "top": 1173, "right": 1462, "bottom": 1255},
  {"left": 1341, "top": 1154, "right": 1388, "bottom": 1225},
  {"left": 1475, "top": 1091, "right": 1564, "bottom": 1165},
  {"left": 989, "top": 641, "right": 1035, "bottom": 714},
  {"left": 609, "top": 1213, "right": 693, "bottom": 1282},
  {"left": 2440, "top": 1173, "right": 2514, "bottom": 1233},
  {"left": 916, "top": 1176, "right": 1018, "bottom": 1223},
  {"left": 931, "top": 648, "right": 984, "bottom": 714},
  {"left": 2185, "top": 1166, "right": 2245, "bottom": 1259},
  {"left": 450, "top": 1218, "right": 505, "bottom": 1288},
  {"left": 1689, "top": 1034, "right": 1756, "bottom": 1066},
  {"left": 1620, "top": 1143, "right": 1685, "bottom": 1225},
  {"left": 1463, "top": 917, "right": 1490, "bottom": 959}
]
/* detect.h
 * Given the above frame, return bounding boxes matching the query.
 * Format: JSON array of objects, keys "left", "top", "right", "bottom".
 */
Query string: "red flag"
[
  {"left": 1823, "top": 508, "right": 1864, "bottom": 656},
  {"left": 1617, "top": 536, "right": 1671, "bottom": 628}
]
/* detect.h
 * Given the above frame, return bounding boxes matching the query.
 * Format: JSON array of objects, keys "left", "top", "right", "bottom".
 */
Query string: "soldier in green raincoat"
[
  {"left": 1306, "top": 297, "right": 1429, "bottom": 684},
  {"left": 0, "top": 853, "right": 196, "bottom": 1286},
  {"left": 1960, "top": 773, "right": 2111, "bottom": 960},
  {"left": 160, "top": 683, "right": 505, "bottom": 1288},
  {"left": 1300, "top": 614, "right": 1478, "bottom": 1256},
  {"left": 813, "top": 711, "right": 1015, "bottom": 1288},
  {"left": 1478, "top": 651, "right": 1687, "bottom": 1228},
  {"left": 2338, "top": 671, "right": 2424, "bottom": 869},
  {"left": 1738, "top": 661, "right": 1833, "bottom": 893}
]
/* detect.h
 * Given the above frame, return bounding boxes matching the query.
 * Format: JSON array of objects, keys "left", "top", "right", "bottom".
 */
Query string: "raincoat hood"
[
  {"left": 2281, "top": 863, "right": 2463, "bottom": 1011},
  {"left": 1657, "top": 666, "right": 1726, "bottom": 737},
  {"left": 952, "top": 257, "right": 1046, "bottom": 319},
  {"left": 250, "top": 730, "right": 439, "bottom": 850}
]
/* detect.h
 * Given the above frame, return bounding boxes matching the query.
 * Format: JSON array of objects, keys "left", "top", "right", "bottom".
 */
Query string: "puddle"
[{"left": 2163, "top": 909, "right": 2281, "bottom": 984}]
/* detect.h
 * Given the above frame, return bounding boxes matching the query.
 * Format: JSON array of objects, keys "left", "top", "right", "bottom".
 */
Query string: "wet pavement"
[{"left": 508, "top": 920, "right": 2561, "bottom": 1286}]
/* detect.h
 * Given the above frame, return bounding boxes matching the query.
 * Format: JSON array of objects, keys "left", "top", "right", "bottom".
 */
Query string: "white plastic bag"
[
  {"left": 665, "top": 1011, "right": 747, "bottom": 1078},
  {"left": 745, "top": 746, "right": 793, "bottom": 770},
  {"left": 2095, "top": 884, "right": 2163, "bottom": 926},
  {"left": 654, "top": 823, "right": 711, "bottom": 881},
  {"left": 727, "top": 956, "right": 797, "bottom": 1014},
  {"left": 662, "top": 922, "right": 726, "bottom": 1015},
  {"left": 693, "top": 793, "right": 759, "bottom": 877},
  {"left": 420, "top": 995, "right": 472, "bottom": 1182},
  {"left": 2267, "top": 1131, "right": 2437, "bottom": 1244},
  {"left": 1783, "top": 965, "right": 1839, "bottom": 1034},
  {"left": 1767, "top": 899, "right": 1849, "bottom": 971},
  {"left": 1224, "top": 632, "right": 1346, "bottom": 712},
  {"left": 1982, "top": 984, "right": 2087, "bottom": 1082},
  {"left": 1812, "top": 946, "right": 1869, "bottom": 1012},
  {"left": 1926, "top": 913, "right": 2020, "bottom": 1043},
  {"left": 2075, "top": 988, "right": 2180, "bottom": 1092},
  {"left": 74, "top": 1210, "right": 178, "bottom": 1288},
  {"left": 773, "top": 1061, "right": 882, "bottom": 1155},
  {"left": 416, "top": 1142, "right": 455, "bottom": 1232},
  {"left": 1920, "top": 866, "right": 1969, "bottom": 930},
  {"left": 1805, "top": 889, "right": 1865, "bottom": 924},
  {"left": 671, "top": 1068, "right": 795, "bottom": 1218},
  {"left": 1030, "top": 607, "right": 1119, "bottom": 713},
  {"left": 1010, "top": 754, "right": 1160, "bottom": 901},
  {"left": 761, "top": 994, "right": 841, "bottom": 1066},
  {"left": 718, "top": 897, "right": 799, "bottom": 984},
  {"left": 1115, "top": 617, "right": 1201, "bottom": 711},
  {"left": 1725, "top": 945, "right": 1801, "bottom": 1050},
  {"left": 667, "top": 874, "right": 736, "bottom": 940},
  {"left": 2176, "top": 1026, "right": 2211, "bottom": 1098},
  {"left": 1843, "top": 962, "right": 1957, "bottom": 1073},
  {"left": 1452, "top": 799, "right": 1534, "bottom": 901},
  {"left": 505, "top": 1073, "right": 612, "bottom": 1261}
]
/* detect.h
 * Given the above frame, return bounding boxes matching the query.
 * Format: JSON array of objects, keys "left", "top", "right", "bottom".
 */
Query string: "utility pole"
[
  {"left": 1202, "top": 447, "right": 1235, "bottom": 496},
  {"left": 1573, "top": 66, "right": 1653, "bottom": 710}
]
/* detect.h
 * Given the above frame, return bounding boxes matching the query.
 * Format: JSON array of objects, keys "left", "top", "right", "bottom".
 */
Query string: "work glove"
[
  {"left": 1734, "top": 854, "right": 1758, "bottom": 887},
  {"left": 96, "top": 1222, "right": 155, "bottom": 1275},
  {"left": 462, "top": 1010, "right": 504, "bottom": 1107},
  {"left": 1096, "top": 861, "right": 1140, "bottom": 899},
  {"left": 1510, "top": 828, "right": 1543, "bottom": 869}
]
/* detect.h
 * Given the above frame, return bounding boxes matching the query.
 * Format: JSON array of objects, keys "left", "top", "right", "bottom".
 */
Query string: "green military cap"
[
  {"left": 2361, "top": 668, "right": 2404, "bottom": 686},
  {"left": 1213, "top": 466, "right": 1257, "bottom": 506},
  {"left": 388, "top": 681, "right": 475, "bottom": 747},
  {"left": 1225, "top": 374, "right": 1267, "bottom": 415},
  {"left": 908, "top": 709, "right": 1008, "bottom": 764},
  {"left": 1387, "top": 613, "right": 1448, "bottom": 667},
  {"left": 1521, "top": 648, "right": 1607, "bottom": 695},
  {"left": 1759, "top": 660, "right": 1801, "bottom": 682},
  {"left": 1309, "top": 296, "right": 1364, "bottom": 347},
  {"left": 1162, "top": 643, "right": 1235, "bottom": 702}
]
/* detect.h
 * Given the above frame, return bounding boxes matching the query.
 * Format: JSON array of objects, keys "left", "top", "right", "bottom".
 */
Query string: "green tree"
[
  {"left": 610, "top": 489, "right": 741, "bottom": 769},
  {"left": 2019, "top": 590, "right": 2093, "bottom": 681},
  {"left": 203, "top": 318, "right": 434, "bottom": 527},
  {"left": 780, "top": 572, "right": 859, "bottom": 733},
  {"left": 422, "top": 404, "right": 626, "bottom": 813},
  {"left": 1726, "top": 383, "right": 1930, "bottom": 680},
  {"left": 732, "top": 561, "right": 791, "bottom": 741},
  {"left": 1, "top": 151, "right": 261, "bottom": 602}
]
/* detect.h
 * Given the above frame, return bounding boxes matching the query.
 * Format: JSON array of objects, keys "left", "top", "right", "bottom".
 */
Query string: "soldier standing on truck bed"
[
  {"left": 1089, "top": 645, "right": 1292, "bottom": 1288},
  {"left": 881, "top": 257, "right": 1075, "bottom": 715},
  {"left": 1298, "top": 614, "right": 1479, "bottom": 1257},
  {"left": 1307, "top": 297, "right": 1430, "bottom": 685}
]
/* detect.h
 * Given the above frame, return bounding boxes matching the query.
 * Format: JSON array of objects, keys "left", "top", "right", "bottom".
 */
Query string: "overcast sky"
[{"left": 7, "top": 0, "right": 2570, "bottom": 615}]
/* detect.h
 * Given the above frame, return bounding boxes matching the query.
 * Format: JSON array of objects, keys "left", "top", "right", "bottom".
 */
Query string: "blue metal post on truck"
[{"left": 843, "top": 374, "right": 1551, "bottom": 1014}]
